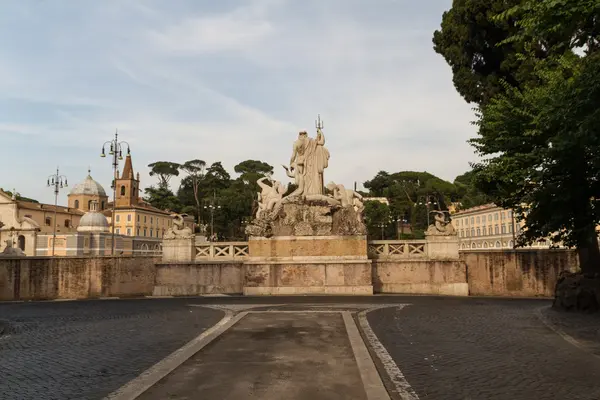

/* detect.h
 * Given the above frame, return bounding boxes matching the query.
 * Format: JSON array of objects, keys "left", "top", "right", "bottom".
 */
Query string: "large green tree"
[
  {"left": 433, "top": 0, "right": 539, "bottom": 106},
  {"left": 179, "top": 159, "right": 206, "bottom": 222},
  {"left": 148, "top": 161, "right": 180, "bottom": 190}
]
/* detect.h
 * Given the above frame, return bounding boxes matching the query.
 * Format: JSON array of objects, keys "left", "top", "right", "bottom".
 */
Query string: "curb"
[{"left": 536, "top": 306, "right": 600, "bottom": 360}]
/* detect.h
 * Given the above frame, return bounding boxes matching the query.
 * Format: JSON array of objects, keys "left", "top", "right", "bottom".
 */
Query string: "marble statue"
[
  {"left": 0, "top": 238, "right": 25, "bottom": 257},
  {"left": 426, "top": 211, "right": 456, "bottom": 236},
  {"left": 326, "top": 182, "right": 365, "bottom": 221},
  {"left": 164, "top": 213, "right": 194, "bottom": 239},
  {"left": 256, "top": 177, "right": 287, "bottom": 219},
  {"left": 284, "top": 126, "right": 330, "bottom": 197}
]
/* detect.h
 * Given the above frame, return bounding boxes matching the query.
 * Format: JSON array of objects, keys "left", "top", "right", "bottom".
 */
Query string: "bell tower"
[{"left": 115, "top": 155, "right": 140, "bottom": 208}]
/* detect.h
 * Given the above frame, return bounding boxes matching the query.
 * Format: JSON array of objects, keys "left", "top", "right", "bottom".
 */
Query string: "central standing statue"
[
  {"left": 246, "top": 115, "right": 365, "bottom": 238},
  {"left": 283, "top": 123, "right": 330, "bottom": 197}
]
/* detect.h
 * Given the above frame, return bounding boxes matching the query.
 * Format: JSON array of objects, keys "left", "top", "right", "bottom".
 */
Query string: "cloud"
[{"left": 0, "top": 0, "right": 477, "bottom": 204}]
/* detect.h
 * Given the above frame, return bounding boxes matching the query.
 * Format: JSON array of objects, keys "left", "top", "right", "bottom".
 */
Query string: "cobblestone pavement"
[
  {"left": 540, "top": 306, "right": 600, "bottom": 356},
  {"left": 0, "top": 299, "right": 224, "bottom": 400},
  {"left": 367, "top": 297, "right": 600, "bottom": 400}
]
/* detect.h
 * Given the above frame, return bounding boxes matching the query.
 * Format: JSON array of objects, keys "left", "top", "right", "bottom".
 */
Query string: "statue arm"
[
  {"left": 316, "top": 129, "right": 325, "bottom": 145},
  {"left": 290, "top": 143, "right": 297, "bottom": 165}
]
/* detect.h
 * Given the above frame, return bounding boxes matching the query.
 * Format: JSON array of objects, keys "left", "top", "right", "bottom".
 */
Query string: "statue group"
[{"left": 246, "top": 116, "right": 366, "bottom": 238}]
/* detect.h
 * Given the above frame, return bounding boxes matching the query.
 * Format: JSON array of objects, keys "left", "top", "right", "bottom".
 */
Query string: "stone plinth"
[
  {"left": 162, "top": 238, "right": 195, "bottom": 262},
  {"left": 243, "top": 235, "right": 372, "bottom": 295},
  {"left": 243, "top": 260, "right": 373, "bottom": 295},
  {"left": 248, "top": 235, "right": 368, "bottom": 260},
  {"left": 426, "top": 234, "right": 459, "bottom": 260}
]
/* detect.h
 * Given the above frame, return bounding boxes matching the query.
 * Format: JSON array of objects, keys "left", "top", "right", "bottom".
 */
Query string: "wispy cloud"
[{"left": 0, "top": 0, "right": 475, "bottom": 204}]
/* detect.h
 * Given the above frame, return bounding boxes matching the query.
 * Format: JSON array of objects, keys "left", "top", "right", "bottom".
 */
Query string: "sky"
[{"left": 0, "top": 0, "right": 478, "bottom": 205}]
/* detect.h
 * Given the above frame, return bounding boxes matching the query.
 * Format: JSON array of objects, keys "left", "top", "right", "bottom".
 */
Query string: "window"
[
  {"left": 508, "top": 224, "right": 513, "bottom": 233},
  {"left": 65, "top": 220, "right": 70, "bottom": 228},
  {"left": 101, "top": 201, "right": 105, "bottom": 210},
  {"left": 494, "top": 213, "right": 499, "bottom": 221},
  {"left": 470, "top": 217, "right": 474, "bottom": 224},
  {"left": 488, "top": 215, "right": 492, "bottom": 222},
  {"left": 116, "top": 228, "right": 120, "bottom": 234},
  {"left": 116, "top": 215, "right": 120, "bottom": 222},
  {"left": 127, "top": 228, "right": 132, "bottom": 236},
  {"left": 127, "top": 214, "right": 132, "bottom": 222},
  {"left": 482, "top": 226, "right": 487, "bottom": 235},
  {"left": 120, "top": 185, "right": 126, "bottom": 196},
  {"left": 471, "top": 228, "right": 475, "bottom": 237},
  {"left": 488, "top": 225, "right": 492, "bottom": 234},
  {"left": 74, "top": 200, "right": 80, "bottom": 209},
  {"left": 45, "top": 217, "right": 52, "bottom": 226},
  {"left": 495, "top": 225, "right": 499, "bottom": 234},
  {"left": 501, "top": 224, "right": 506, "bottom": 234},
  {"left": 508, "top": 211, "right": 513, "bottom": 219},
  {"left": 156, "top": 230, "right": 159, "bottom": 238},
  {"left": 476, "top": 216, "right": 480, "bottom": 224},
  {"left": 477, "top": 228, "right": 481, "bottom": 236},
  {"left": 88, "top": 200, "right": 92, "bottom": 209},
  {"left": 137, "top": 215, "right": 140, "bottom": 222},
  {"left": 460, "top": 230, "right": 464, "bottom": 237},
  {"left": 150, "top": 229, "right": 153, "bottom": 237},
  {"left": 144, "top": 216, "right": 147, "bottom": 223},
  {"left": 143, "top": 228, "right": 147, "bottom": 236},
  {"left": 137, "top": 228, "right": 140, "bottom": 236},
  {"left": 151, "top": 217, "right": 154, "bottom": 224}
]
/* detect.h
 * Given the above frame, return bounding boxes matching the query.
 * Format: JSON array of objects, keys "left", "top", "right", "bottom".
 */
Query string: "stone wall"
[
  {"left": 153, "top": 261, "right": 244, "bottom": 296},
  {"left": 0, "top": 256, "right": 157, "bottom": 301},
  {"left": 372, "top": 260, "right": 469, "bottom": 296},
  {"left": 462, "top": 250, "right": 579, "bottom": 297}
]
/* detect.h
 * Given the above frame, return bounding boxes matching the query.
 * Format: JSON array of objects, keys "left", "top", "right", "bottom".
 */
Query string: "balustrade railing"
[
  {"left": 195, "top": 242, "right": 249, "bottom": 261},
  {"left": 191, "top": 240, "right": 428, "bottom": 260},
  {"left": 367, "top": 240, "right": 427, "bottom": 258}
]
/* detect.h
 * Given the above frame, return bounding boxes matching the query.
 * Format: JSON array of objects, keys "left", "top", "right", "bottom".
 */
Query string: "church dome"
[
  {"left": 77, "top": 202, "right": 109, "bottom": 233},
  {"left": 69, "top": 172, "right": 107, "bottom": 197}
]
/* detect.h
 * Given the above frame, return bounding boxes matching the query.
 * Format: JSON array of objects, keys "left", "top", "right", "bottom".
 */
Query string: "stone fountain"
[{"left": 243, "top": 116, "right": 372, "bottom": 295}]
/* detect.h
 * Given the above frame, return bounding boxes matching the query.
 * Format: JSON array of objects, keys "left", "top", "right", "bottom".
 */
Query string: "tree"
[
  {"left": 148, "top": 161, "right": 180, "bottom": 190},
  {"left": 179, "top": 159, "right": 206, "bottom": 222},
  {"left": 432, "top": 0, "right": 539, "bottom": 106},
  {"left": 143, "top": 186, "right": 182, "bottom": 212},
  {"left": 364, "top": 201, "right": 392, "bottom": 240},
  {"left": 453, "top": 170, "right": 493, "bottom": 209},
  {"left": 472, "top": 50, "right": 600, "bottom": 273}
]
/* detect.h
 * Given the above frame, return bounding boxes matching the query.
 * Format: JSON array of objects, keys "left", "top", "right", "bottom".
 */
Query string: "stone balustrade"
[
  {"left": 195, "top": 242, "right": 249, "bottom": 261},
  {"left": 368, "top": 240, "right": 427, "bottom": 258}
]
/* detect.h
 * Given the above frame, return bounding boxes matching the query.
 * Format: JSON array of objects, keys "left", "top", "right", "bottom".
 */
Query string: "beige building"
[
  {"left": 0, "top": 190, "right": 84, "bottom": 256},
  {"left": 451, "top": 203, "right": 558, "bottom": 250},
  {"left": 105, "top": 155, "right": 194, "bottom": 238}
]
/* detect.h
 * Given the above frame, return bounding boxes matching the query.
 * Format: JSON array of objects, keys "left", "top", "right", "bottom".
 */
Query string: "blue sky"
[{"left": 0, "top": 0, "right": 477, "bottom": 205}]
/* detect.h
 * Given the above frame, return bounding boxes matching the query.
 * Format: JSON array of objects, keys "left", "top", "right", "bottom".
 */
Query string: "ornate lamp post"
[
  {"left": 100, "top": 130, "right": 130, "bottom": 255},
  {"left": 204, "top": 191, "right": 221, "bottom": 241},
  {"left": 47, "top": 168, "right": 68, "bottom": 256}
]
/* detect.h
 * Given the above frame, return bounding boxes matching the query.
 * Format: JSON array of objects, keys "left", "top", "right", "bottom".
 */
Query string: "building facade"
[
  {"left": 107, "top": 155, "right": 194, "bottom": 238},
  {"left": 451, "top": 203, "right": 558, "bottom": 250}
]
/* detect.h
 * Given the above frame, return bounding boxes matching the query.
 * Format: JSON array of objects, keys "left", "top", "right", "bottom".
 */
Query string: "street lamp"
[
  {"left": 415, "top": 194, "right": 439, "bottom": 226},
  {"left": 100, "top": 130, "right": 130, "bottom": 255},
  {"left": 47, "top": 167, "right": 68, "bottom": 256},
  {"left": 204, "top": 191, "right": 221, "bottom": 241}
]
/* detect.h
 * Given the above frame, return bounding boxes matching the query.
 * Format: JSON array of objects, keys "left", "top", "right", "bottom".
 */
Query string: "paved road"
[
  {"left": 367, "top": 297, "right": 600, "bottom": 400},
  {"left": 2, "top": 296, "right": 599, "bottom": 400},
  {"left": 140, "top": 312, "right": 368, "bottom": 400},
  {"left": 0, "top": 299, "right": 224, "bottom": 400}
]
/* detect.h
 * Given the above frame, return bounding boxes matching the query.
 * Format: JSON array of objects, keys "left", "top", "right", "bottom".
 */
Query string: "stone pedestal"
[
  {"left": 426, "top": 234, "right": 459, "bottom": 260},
  {"left": 162, "top": 238, "right": 195, "bottom": 262},
  {"left": 243, "top": 235, "right": 373, "bottom": 295}
]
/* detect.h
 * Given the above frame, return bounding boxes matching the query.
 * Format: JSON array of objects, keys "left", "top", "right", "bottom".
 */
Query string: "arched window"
[
  {"left": 471, "top": 242, "right": 476, "bottom": 249},
  {"left": 74, "top": 200, "right": 79, "bottom": 209},
  {"left": 508, "top": 240, "right": 514, "bottom": 248},
  {"left": 120, "top": 185, "right": 126, "bottom": 196},
  {"left": 45, "top": 217, "right": 52, "bottom": 226},
  {"left": 65, "top": 220, "right": 70, "bottom": 228},
  {"left": 495, "top": 241, "right": 501, "bottom": 248},
  {"left": 18, "top": 235, "right": 25, "bottom": 251},
  {"left": 483, "top": 242, "right": 489, "bottom": 248}
]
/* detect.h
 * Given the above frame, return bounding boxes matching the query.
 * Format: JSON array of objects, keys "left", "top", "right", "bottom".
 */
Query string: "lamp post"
[
  {"left": 204, "top": 191, "right": 221, "bottom": 241},
  {"left": 100, "top": 130, "right": 130, "bottom": 255},
  {"left": 47, "top": 167, "right": 68, "bottom": 257}
]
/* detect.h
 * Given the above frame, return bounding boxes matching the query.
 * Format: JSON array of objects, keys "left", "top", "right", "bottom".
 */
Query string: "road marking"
[
  {"left": 358, "top": 306, "right": 420, "bottom": 400},
  {"left": 103, "top": 308, "right": 248, "bottom": 400},
  {"left": 343, "top": 311, "right": 391, "bottom": 400}
]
